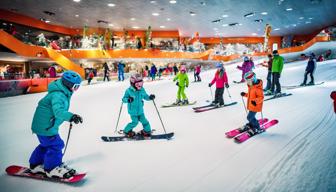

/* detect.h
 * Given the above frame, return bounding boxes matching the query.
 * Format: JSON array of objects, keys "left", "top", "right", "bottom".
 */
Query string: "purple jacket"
[{"left": 237, "top": 61, "right": 253, "bottom": 73}]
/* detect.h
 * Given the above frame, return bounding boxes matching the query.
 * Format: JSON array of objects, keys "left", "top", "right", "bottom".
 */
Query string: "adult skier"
[
  {"left": 208, "top": 63, "right": 229, "bottom": 107},
  {"left": 122, "top": 73, "right": 155, "bottom": 138},
  {"left": 300, "top": 53, "right": 317, "bottom": 86},
  {"left": 150, "top": 63, "right": 157, "bottom": 81},
  {"left": 266, "top": 50, "right": 284, "bottom": 96},
  {"left": 28, "top": 70, "right": 83, "bottom": 179},
  {"left": 173, "top": 65, "right": 189, "bottom": 105},
  {"left": 118, "top": 61, "right": 125, "bottom": 81},
  {"left": 264, "top": 54, "right": 273, "bottom": 91},
  {"left": 240, "top": 71, "right": 265, "bottom": 135}
]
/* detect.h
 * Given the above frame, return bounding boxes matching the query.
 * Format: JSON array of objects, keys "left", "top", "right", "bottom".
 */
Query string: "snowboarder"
[
  {"left": 194, "top": 64, "right": 201, "bottom": 82},
  {"left": 237, "top": 56, "right": 253, "bottom": 83},
  {"left": 118, "top": 61, "right": 125, "bottom": 81},
  {"left": 173, "top": 65, "right": 189, "bottom": 105},
  {"left": 331, "top": 91, "right": 336, "bottom": 114},
  {"left": 240, "top": 71, "right": 265, "bottom": 135},
  {"left": 300, "top": 53, "right": 317, "bottom": 86},
  {"left": 28, "top": 70, "right": 83, "bottom": 179},
  {"left": 122, "top": 73, "right": 155, "bottom": 138},
  {"left": 266, "top": 50, "right": 284, "bottom": 96},
  {"left": 264, "top": 54, "right": 273, "bottom": 91},
  {"left": 208, "top": 63, "right": 229, "bottom": 107}
]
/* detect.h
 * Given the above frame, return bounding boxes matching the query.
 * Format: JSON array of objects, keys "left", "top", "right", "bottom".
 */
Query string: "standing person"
[
  {"left": 208, "top": 63, "right": 229, "bottom": 107},
  {"left": 173, "top": 64, "right": 179, "bottom": 76},
  {"left": 194, "top": 64, "right": 201, "bottom": 82},
  {"left": 48, "top": 65, "right": 57, "bottom": 78},
  {"left": 28, "top": 70, "right": 83, "bottom": 179},
  {"left": 331, "top": 91, "right": 336, "bottom": 114},
  {"left": 158, "top": 66, "right": 164, "bottom": 79},
  {"left": 103, "top": 62, "right": 110, "bottom": 82},
  {"left": 122, "top": 74, "right": 155, "bottom": 138},
  {"left": 267, "top": 50, "right": 284, "bottom": 96},
  {"left": 118, "top": 61, "right": 125, "bottom": 81},
  {"left": 87, "top": 70, "right": 94, "bottom": 85},
  {"left": 173, "top": 65, "right": 189, "bottom": 105},
  {"left": 237, "top": 56, "right": 253, "bottom": 83},
  {"left": 150, "top": 63, "right": 157, "bottom": 81},
  {"left": 240, "top": 71, "right": 264, "bottom": 135},
  {"left": 300, "top": 53, "right": 317, "bottom": 86},
  {"left": 264, "top": 54, "right": 273, "bottom": 91}
]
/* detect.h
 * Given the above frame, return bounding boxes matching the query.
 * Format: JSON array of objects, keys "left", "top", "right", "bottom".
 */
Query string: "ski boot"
[
  {"left": 124, "top": 130, "right": 136, "bottom": 138},
  {"left": 46, "top": 163, "right": 76, "bottom": 179},
  {"left": 300, "top": 83, "right": 306, "bottom": 86},
  {"left": 274, "top": 92, "right": 282, "bottom": 97},
  {"left": 182, "top": 99, "right": 189, "bottom": 105},
  {"left": 247, "top": 128, "right": 264, "bottom": 136},
  {"left": 29, "top": 164, "right": 46, "bottom": 174},
  {"left": 238, "top": 123, "right": 251, "bottom": 133},
  {"left": 265, "top": 90, "right": 274, "bottom": 96},
  {"left": 307, "top": 81, "right": 315, "bottom": 86},
  {"left": 138, "top": 130, "right": 152, "bottom": 137},
  {"left": 174, "top": 99, "right": 182, "bottom": 105}
]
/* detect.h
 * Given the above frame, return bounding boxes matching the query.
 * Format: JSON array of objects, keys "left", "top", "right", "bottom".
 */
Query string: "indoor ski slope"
[{"left": 0, "top": 58, "right": 335, "bottom": 192}]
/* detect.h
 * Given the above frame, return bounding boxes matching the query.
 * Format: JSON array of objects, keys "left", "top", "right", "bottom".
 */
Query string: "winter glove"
[
  {"left": 70, "top": 114, "right": 83, "bottom": 124},
  {"left": 240, "top": 92, "right": 246, "bottom": 97},
  {"left": 149, "top": 94, "right": 155, "bottom": 100},
  {"left": 208, "top": 83, "right": 212, "bottom": 87},
  {"left": 251, "top": 100, "right": 257, "bottom": 106},
  {"left": 127, "top": 97, "right": 134, "bottom": 103},
  {"left": 186, "top": 84, "right": 189, "bottom": 88},
  {"left": 225, "top": 84, "right": 230, "bottom": 88},
  {"left": 176, "top": 82, "right": 179, "bottom": 86}
]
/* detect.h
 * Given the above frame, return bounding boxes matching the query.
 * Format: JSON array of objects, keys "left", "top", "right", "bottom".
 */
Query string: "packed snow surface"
[{"left": 1, "top": 58, "right": 336, "bottom": 192}]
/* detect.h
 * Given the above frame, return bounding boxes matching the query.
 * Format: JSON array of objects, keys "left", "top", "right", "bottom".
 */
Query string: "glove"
[
  {"left": 186, "top": 85, "right": 188, "bottom": 88},
  {"left": 149, "top": 94, "right": 155, "bottom": 100},
  {"left": 127, "top": 97, "right": 134, "bottom": 103},
  {"left": 251, "top": 100, "right": 257, "bottom": 106},
  {"left": 225, "top": 84, "right": 229, "bottom": 88},
  {"left": 240, "top": 92, "right": 246, "bottom": 97},
  {"left": 176, "top": 82, "right": 179, "bottom": 86},
  {"left": 70, "top": 114, "right": 83, "bottom": 124},
  {"left": 208, "top": 83, "right": 212, "bottom": 87}
]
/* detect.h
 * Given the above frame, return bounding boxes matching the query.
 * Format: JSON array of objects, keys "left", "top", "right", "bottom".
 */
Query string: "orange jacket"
[{"left": 242, "top": 79, "right": 264, "bottom": 112}]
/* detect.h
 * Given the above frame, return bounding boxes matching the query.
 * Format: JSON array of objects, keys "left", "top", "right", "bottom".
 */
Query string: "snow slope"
[{"left": 0, "top": 58, "right": 335, "bottom": 192}]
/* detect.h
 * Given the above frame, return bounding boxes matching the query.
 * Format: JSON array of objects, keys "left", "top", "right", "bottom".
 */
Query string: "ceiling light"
[
  {"left": 244, "top": 12, "right": 255, "bottom": 18},
  {"left": 152, "top": 13, "right": 159, "bottom": 16},
  {"left": 309, "top": 17, "right": 313, "bottom": 20},
  {"left": 132, "top": 26, "right": 139, "bottom": 29},
  {"left": 109, "top": 24, "right": 114, "bottom": 27},
  {"left": 274, "top": 28, "right": 280, "bottom": 31},
  {"left": 222, "top": 14, "right": 228, "bottom": 18},
  {"left": 286, "top": 8, "right": 293, "bottom": 11},
  {"left": 305, "top": 21, "right": 311, "bottom": 24},
  {"left": 167, "top": 18, "right": 171, "bottom": 21},
  {"left": 169, "top": 0, "right": 177, "bottom": 4},
  {"left": 292, "top": 24, "right": 297, "bottom": 27},
  {"left": 150, "top": 0, "right": 156, "bottom": 3},
  {"left": 299, "top": 17, "right": 304, "bottom": 19},
  {"left": 130, "top": 18, "right": 135, "bottom": 21},
  {"left": 73, "top": 0, "right": 81, "bottom": 2},
  {"left": 160, "top": 25, "right": 165, "bottom": 28},
  {"left": 190, "top": 11, "right": 196, "bottom": 16},
  {"left": 108, "top": 3, "right": 115, "bottom": 7},
  {"left": 75, "top": 14, "right": 79, "bottom": 17},
  {"left": 239, "top": 23, "right": 243, "bottom": 26},
  {"left": 261, "top": 12, "right": 268, "bottom": 15},
  {"left": 252, "top": 33, "right": 257, "bottom": 36},
  {"left": 222, "top": 24, "right": 228, "bottom": 27},
  {"left": 45, "top": 20, "right": 50, "bottom": 23}
]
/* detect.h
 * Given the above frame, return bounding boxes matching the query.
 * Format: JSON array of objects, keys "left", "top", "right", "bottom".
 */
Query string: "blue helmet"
[
  {"left": 62, "top": 70, "right": 82, "bottom": 91},
  {"left": 243, "top": 56, "right": 249, "bottom": 62},
  {"left": 216, "top": 62, "right": 223, "bottom": 68}
]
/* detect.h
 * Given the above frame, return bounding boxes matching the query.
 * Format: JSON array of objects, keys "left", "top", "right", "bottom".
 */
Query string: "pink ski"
[
  {"left": 234, "top": 119, "right": 279, "bottom": 143},
  {"left": 225, "top": 118, "right": 268, "bottom": 138},
  {"left": 6, "top": 165, "right": 86, "bottom": 183}
]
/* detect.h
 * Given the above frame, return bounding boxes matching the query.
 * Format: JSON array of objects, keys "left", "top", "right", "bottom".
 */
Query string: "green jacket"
[
  {"left": 122, "top": 87, "right": 150, "bottom": 116},
  {"left": 272, "top": 55, "right": 284, "bottom": 73},
  {"left": 31, "top": 79, "right": 73, "bottom": 136},
  {"left": 173, "top": 72, "right": 189, "bottom": 87}
]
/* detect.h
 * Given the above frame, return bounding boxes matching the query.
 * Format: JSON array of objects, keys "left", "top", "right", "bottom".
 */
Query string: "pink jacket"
[
  {"left": 210, "top": 70, "right": 228, "bottom": 88},
  {"left": 195, "top": 66, "right": 201, "bottom": 73}
]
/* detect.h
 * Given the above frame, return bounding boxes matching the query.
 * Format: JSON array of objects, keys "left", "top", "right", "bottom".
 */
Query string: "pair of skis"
[
  {"left": 282, "top": 81, "right": 324, "bottom": 90},
  {"left": 225, "top": 118, "right": 279, "bottom": 143},
  {"left": 192, "top": 102, "right": 238, "bottom": 113},
  {"left": 101, "top": 132, "right": 174, "bottom": 142}
]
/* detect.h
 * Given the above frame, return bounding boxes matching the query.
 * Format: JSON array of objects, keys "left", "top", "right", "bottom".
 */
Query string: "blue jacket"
[
  {"left": 118, "top": 63, "right": 125, "bottom": 72},
  {"left": 150, "top": 65, "right": 157, "bottom": 75},
  {"left": 306, "top": 58, "right": 316, "bottom": 72},
  {"left": 122, "top": 87, "right": 150, "bottom": 116},
  {"left": 31, "top": 79, "right": 73, "bottom": 136}
]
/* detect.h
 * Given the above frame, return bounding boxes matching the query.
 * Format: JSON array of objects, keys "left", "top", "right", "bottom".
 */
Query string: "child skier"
[
  {"left": 29, "top": 70, "right": 83, "bottom": 179},
  {"left": 122, "top": 73, "right": 155, "bottom": 138},
  {"left": 300, "top": 53, "right": 317, "bottom": 86},
  {"left": 237, "top": 56, "right": 253, "bottom": 82},
  {"left": 173, "top": 65, "right": 189, "bottom": 105},
  {"left": 87, "top": 70, "right": 94, "bottom": 85},
  {"left": 208, "top": 63, "right": 229, "bottom": 107},
  {"left": 240, "top": 71, "right": 264, "bottom": 135},
  {"left": 194, "top": 64, "right": 201, "bottom": 82}
]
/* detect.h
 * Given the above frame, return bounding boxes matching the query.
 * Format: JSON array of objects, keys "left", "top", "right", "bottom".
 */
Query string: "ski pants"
[
  {"left": 29, "top": 134, "right": 64, "bottom": 171},
  {"left": 247, "top": 111, "right": 260, "bottom": 130},
  {"left": 177, "top": 86, "right": 187, "bottom": 100},
  {"left": 271, "top": 72, "right": 281, "bottom": 94},
  {"left": 151, "top": 73, "right": 156, "bottom": 81},
  {"left": 118, "top": 71, "right": 124, "bottom": 81},
  {"left": 104, "top": 71, "right": 110, "bottom": 81},
  {"left": 213, "top": 87, "right": 224, "bottom": 105},
  {"left": 265, "top": 71, "right": 272, "bottom": 90},
  {"left": 303, "top": 71, "right": 314, "bottom": 84},
  {"left": 194, "top": 72, "right": 201, "bottom": 81},
  {"left": 124, "top": 114, "right": 151, "bottom": 133}
]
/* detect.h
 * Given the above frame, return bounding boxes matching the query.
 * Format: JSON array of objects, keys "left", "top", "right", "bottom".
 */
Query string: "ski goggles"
[{"left": 72, "top": 83, "right": 81, "bottom": 91}]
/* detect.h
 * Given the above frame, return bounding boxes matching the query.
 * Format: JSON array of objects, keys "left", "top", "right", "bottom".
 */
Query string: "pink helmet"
[
  {"left": 180, "top": 65, "right": 186, "bottom": 72},
  {"left": 130, "top": 73, "right": 143, "bottom": 90}
]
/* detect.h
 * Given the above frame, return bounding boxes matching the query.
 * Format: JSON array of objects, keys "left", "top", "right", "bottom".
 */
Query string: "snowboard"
[
  {"left": 282, "top": 82, "right": 324, "bottom": 89},
  {"left": 225, "top": 118, "right": 269, "bottom": 138},
  {"left": 194, "top": 102, "right": 238, "bottom": 113},
  {"left": 264, "top": 93, "right": 292, "bottom": 101},
  {"left": 101, "top": 132, "right": 174, "bottom": 142},
  {"left": 161, "top": 101, "right": 196, "bottom": 108},
  {"left": 234, "top": 119, "right": 279, "bottom": 143},
  {"left": 233, "top": 80, "right": 245, "bottom": 84},
  {"left": 5, "top": 165, "right": 86, "bottom": 183}
]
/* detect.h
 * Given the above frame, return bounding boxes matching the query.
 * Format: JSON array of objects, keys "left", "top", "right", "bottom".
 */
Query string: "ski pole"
[
  {"left": 241, "top": 96, "right": 248, "bottom": 114},
  {"left": 260, "top": 111, "right": 265, "bottom": 129},
  {"left": 63, "top": 123, "right": 72, "bottom": 156},
  {"left": 209, "top": 87, "right": 214, "bottom": 101},
  {"left": 226, "top": 87, "right": 232, "bottom": 98},
  {"left": 114, "top": 100, "right": 123, "bottom": 133},
  {"left": 152, "top": 100, "right": 168, "bottom": 136}
]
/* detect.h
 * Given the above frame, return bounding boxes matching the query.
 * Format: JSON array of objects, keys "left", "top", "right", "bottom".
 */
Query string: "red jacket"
[
  {"left": 331, "top": 91, "right": 336, "bottom": 113},
  {"left": 88, "top": 72, "right": 94, "bottom": 79},
  {"left": 210, "top": 70, "right": 228, "bottom": 88}
]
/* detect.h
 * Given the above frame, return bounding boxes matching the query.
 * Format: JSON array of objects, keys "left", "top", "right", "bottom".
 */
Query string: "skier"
[
  {"left": 150, "top": 63, "right": 157, "bottom": 81},
  {"left": 87, "top": 69, "right": 94, "bottom": 85},
  {"left": 194, "top": 64, "right": 201, "bottom": 82},
  {"left": 266, "top": 50, "right": 284, "bottom": 96},
  {"left": 240, "top": 71, "right": 265, "bottom": 135},
  {"left": 103, "top": 62, "right": 110, "bottom": 82},
  {"left": 28, "top": 70, "right": 83, "bottom": 179},
  {"left": 331, "top": 91, "right": 336, "bottom": 114},
  {"left": 237, "top": 56, "right": 253, "bottom": 83},
  {"left": 208, "top": 63, "right": 229, "bottom": 107},
  {"left": 173, "top": 64, "right": 179, "bottom": 75},
  {"left": 122, "top": 73, "right": 155, "bottom": 138},
  {"left": 300, "top": 53, "right": 317, "bottom": 86},
  {"left": 264, "top": 54, "right": 273, "bottom": 91},
  {"left": 173, "top": 65, "right": 189, "bottom": 105},
  {"left": 118, "top": 61, "right": 125, "bottom": 81}
]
